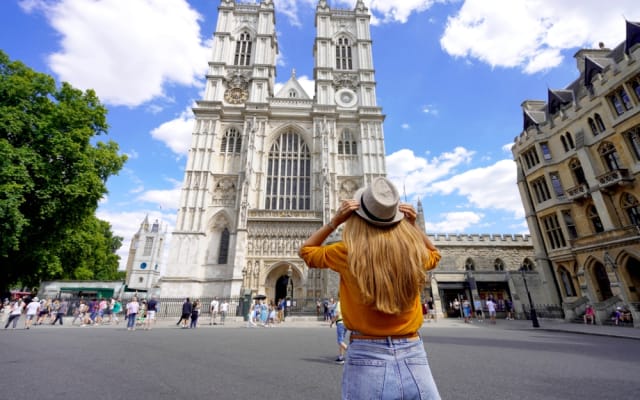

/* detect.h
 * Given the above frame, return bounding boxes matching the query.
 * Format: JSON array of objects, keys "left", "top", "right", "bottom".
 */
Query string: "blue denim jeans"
[
  {"left": 127, "top": 313, "right": 136, "bottom": 329},
  {"left": 343, "top": 336, "right": 440, "bottom": 400}
]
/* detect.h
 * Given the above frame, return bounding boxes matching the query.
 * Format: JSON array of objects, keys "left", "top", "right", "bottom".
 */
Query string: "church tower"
[
  {"left": 125, "top": 216, "right": 165, "bottom": 292},
  {"left": 159, "top": 0, "right": 388, "bottom": 302}
]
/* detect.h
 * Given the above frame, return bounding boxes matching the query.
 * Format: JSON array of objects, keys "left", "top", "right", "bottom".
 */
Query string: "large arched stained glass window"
[{"left": 266, "top": 130, "right": 311, "bottom": 210}]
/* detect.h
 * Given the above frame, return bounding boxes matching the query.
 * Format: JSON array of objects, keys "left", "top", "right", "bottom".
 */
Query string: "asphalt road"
[{"left": 1, "top": 322, "right": 638, "bottom": 400}]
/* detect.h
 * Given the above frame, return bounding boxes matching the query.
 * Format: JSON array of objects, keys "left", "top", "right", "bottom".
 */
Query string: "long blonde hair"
[{"left": 342, "top": 216, "right": 430, "bottom": 314}]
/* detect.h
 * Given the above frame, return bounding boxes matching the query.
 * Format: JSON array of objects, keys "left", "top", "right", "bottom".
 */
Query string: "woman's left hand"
[{"left": 399, "top": 203, "right": 416, "bottom": 225}]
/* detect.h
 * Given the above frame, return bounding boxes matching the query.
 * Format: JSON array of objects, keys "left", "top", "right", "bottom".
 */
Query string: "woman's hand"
[
  {"left": 399, "top": 203, "right": 416, "bottom": 225},
  {"left": 331, "top": 199, "right": 359, "bottom": 227}
]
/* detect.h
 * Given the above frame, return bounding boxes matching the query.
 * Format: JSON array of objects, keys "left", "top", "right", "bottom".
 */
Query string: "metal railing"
[{"left": 521, "top": 304, "right": 564, "bottom": 319}]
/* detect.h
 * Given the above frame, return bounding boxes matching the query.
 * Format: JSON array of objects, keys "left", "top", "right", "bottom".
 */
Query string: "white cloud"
[
  {"left": 401, "top": 123, "right": 410, "bottom": 129},
  {"left": 426, "top": 211, "right": 484, "bottom": 233},
  {"left": 22, "top": 0, "right": 210, "bottom": 106},
  {"left": 440, "top": 0, "right": 639, "bottom": 74},
  {"left": 422, "top": 104, "right": 439, "bottom": 115},
  {"left": 136, "top": 185, "right": 182, "bottom": 211},
  {"left": 331, "top": 0, "right": 441, "bottom": 24},
  {"left": 386, "top": 147, "right": 475, "bottom": 195},
  {"left": 428, "top": 159, "right": 524, "bottom": 218},
  {"left": 150, "top": 107, "right": 194, "bottom": 156}
]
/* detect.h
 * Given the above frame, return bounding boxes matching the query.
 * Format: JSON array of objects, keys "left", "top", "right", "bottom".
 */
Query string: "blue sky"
[{"left": 2, "top": 0, "right": 639, "bottom": 269}]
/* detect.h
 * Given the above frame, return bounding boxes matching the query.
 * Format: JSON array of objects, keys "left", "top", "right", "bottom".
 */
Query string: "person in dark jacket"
[{"left": 178, "top": 298, "right": 192, "bottom": 328}]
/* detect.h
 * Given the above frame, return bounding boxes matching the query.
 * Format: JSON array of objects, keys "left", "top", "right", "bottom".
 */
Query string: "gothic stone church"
[{"left": 158, "top": 0, "right": 387, "bottom": 301}]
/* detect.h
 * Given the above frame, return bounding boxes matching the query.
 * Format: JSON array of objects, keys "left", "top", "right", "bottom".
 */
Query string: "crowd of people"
[{"left": 0, "top": 295, "right": 161, "bottom": 330}]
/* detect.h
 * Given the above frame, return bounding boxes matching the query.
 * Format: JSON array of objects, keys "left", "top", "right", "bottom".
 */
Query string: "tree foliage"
[{"left": 0, "top": 51, "right": 127, "bottom": 292}]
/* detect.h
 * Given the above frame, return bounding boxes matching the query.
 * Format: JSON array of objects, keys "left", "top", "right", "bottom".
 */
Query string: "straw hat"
[{"left": 354, "top": 177, "right": 404, "bottom": 227}]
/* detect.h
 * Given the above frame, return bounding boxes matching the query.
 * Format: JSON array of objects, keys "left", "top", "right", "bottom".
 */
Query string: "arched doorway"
[
  {"left": 275, "top": 275, "right": 290, "bottom": 305},
  {"left": 592, "top": 262, "right": 613, "bottom": 301},
  {"left": 624, "top": 257, "right": 640, "bottom": 302}
]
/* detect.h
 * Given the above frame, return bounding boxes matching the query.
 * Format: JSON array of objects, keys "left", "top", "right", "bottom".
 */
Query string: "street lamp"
[{"left": 520, "top": 265, "right": 540, "bottom": 328}]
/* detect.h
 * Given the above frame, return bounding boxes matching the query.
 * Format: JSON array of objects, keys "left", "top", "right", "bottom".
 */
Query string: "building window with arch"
[
  {"left": 221, "top": 128, "right": 242, "bottom": 154},
  {"left": 335, "top": 37, "right": 353, "bottom": 70},
  {"left": 609, "top": 88, "right": 633, "bottom": 116},
  {"left": 564, "top": 132, "right": 575, "bottom": 149},
  {"left": 558, "top": 266, "right": 576, "bottom": 297},
  {"left": 338, "top": 129, "right": 357, "bottom": 155},
  {"left": 234, "top": 31, "right": 252, "bottom": 66},
  {"left": 265, "top": 130, "right": 311, "bottom": 210},
  {"left": 464, "top": 258, "right": 475, "bottom": 271},
  {"left": 521, "top": 258, "right": 534, "bottom": 271},
  {"left": 594, "top": 113, "right": 606, "bottom": 132},
  {"left": 598, "top": 142, "right": 622, "bottom": 171},
  {"left": 587, "top": 205, "right": 604, "bottom": 233},
  {"left": 218, "top": 228, "right": 230, "bottom": 264},
  {"left": 522, "top": 147, "right": 540, "bottom": 169},
  {"left": 621, "top": 192, "right": 640, "bottom": 226},
  {"left": 288, "top": 90, "right": 297, "bottom": 98},
  {"left": 569, "top": 158, "right": 587, "bottom": 186},
  {"left": 588, "top": 118, "right": 598, "bottom": 136},
  {"left": 624, "top": 126, "right": 640, "bottom": 161},
  {"left": 494, "top": 259, "right": 505, "bottom": 271},
  {"left": 541, "top": 213, "right": 566, "bottom": 249}
]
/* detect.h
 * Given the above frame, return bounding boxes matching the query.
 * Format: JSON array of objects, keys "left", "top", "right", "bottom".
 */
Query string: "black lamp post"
[{"left": 520, "top": 266, "right": 540, "bottom": 328}]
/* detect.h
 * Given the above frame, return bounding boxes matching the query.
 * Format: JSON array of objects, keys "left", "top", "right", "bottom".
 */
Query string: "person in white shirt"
[
  {"left": 486, "top": 298, "right": 497, "bottom": 324},
  {"left": 210, "top": 297, "right": 219, "bottom": 325},
  {"left": 219, "top": 300, "right": 229, "bottom": 325},
  {"left": 4, "top": 299, "right": 24, "bottom": 329},
  {"left": 24, "top": 298, "right": 40, "bottom": 329},
  {"left": 126, "top": 297, "right": 140, "bottom": 331}
]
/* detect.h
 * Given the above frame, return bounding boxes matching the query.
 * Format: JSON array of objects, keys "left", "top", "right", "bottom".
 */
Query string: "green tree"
[{"left": 0, "top": 51, "right": 127, "bottom": 292}]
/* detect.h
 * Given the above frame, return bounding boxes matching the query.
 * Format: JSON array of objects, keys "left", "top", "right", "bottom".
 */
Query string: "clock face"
[
  {"left": 140, "top": 262, "right": 147, "bottom": 270},
  {"left": 335, "top": 88, "right": 357, "bottom": 108},
  {"left": 224, "top": 88, "right": 248, "bottom": 104}
]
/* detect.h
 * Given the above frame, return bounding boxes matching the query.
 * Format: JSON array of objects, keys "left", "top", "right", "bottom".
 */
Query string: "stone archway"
[
  {"left": 591, "top": 262, "right": 613, "bottom": 302},
  {"left": 623, "top": 257, "right": 640, "bottom": 302},
  {"left": 264, "top": 263, "right": 300, "bottom": 305}
]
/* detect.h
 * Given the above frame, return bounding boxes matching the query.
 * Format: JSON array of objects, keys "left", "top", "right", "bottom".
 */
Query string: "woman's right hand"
[{"left": 332, "top": 199, "right": 359, "bottom": 227}]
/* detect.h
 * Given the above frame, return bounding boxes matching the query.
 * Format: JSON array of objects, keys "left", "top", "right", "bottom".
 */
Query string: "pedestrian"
[
  {"left": 474, "top": 299, "right": 484, "bottom": 322},
  {"left": 428, "top": 297, "right": 437, "bottom": 322},
  {"left": 332, "top": 299, "right": 348, "bottom": 365},
  {"left": 4, "top": 298, "right": 24, "bottom": 329},
  {"left": 145, "top": 297, "right": 158, "bottom": 330},
  {"left": 179, "top": 298, "right": 192, "bottom": 328},
  {"left": 190, "top": 299, "right": 200, "bottom": 328},
  {"left": 51, "top": 299, "right": 68, "bottom": 325},
  {"left": 452, "top": 298, "right": 461, "bottom": 318},
  {"left": 24, "top": 297, "right": 40, "bottom": 329},
  {"left": 583, "top": 304, "right": 595, "bottom": 324},
  {"left": 210, "top": 297, "right": 219, "bottom": 325},
  {"left": 505, "top": 298, "right": 514, "bottom": 320},
  {"left": 219, "top": 299, "right": 228, "bottom": 325},
  {"left": 112, "top": 298, "right": 123, "bottom": 325},
  {"left": 126, "top": 297, "right": 139, "bottom": 331},
  {"left": 486, "top": 297, "right": 497, "bottom": 324},
  {"left": 299, "top": 177, "right": 442, "bottom": 399},
  {"left": 462, "top": 298, "right": 471, "bottom": 323}
]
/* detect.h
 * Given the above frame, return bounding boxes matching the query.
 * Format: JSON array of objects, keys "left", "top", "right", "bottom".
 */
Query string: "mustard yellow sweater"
[{"left": 300, "top": 242, "right": 440, "bottom": 337}]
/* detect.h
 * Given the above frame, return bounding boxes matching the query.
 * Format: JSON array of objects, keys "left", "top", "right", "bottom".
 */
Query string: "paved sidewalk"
[{"left": 419, "top": 317, "right": 640, "bottom": 341}]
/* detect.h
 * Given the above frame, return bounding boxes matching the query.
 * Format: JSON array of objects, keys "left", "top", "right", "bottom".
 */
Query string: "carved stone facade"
[{"left": 159, "top": 1, "right": 387, "bottom": 302}]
